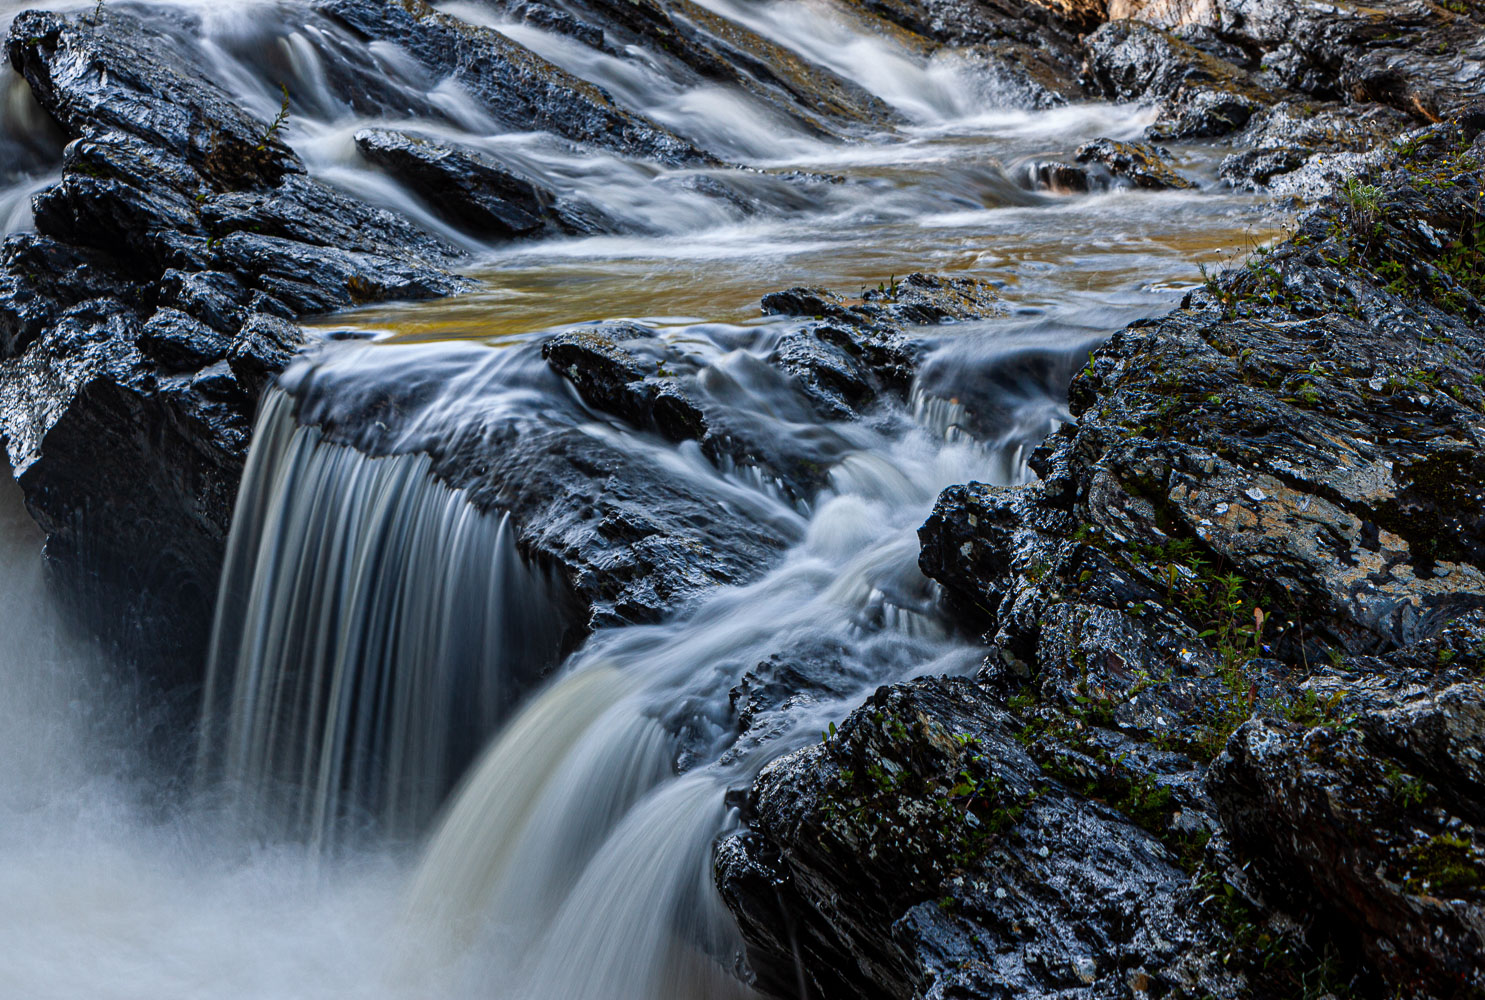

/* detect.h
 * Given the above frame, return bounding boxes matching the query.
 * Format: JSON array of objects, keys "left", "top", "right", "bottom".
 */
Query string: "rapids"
[{"left": 0, "top": 0, "right": 1281, "bottom": 997}]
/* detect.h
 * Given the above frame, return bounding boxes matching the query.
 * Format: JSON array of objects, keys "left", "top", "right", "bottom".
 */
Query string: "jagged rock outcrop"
[
  {"left": 1209, "top": 630, "right": 1485, "bottom": 997},
  {"left": 1084, "top": 19, "right": 1276, "bottom": 138},
  {"left": 0, "top": 8, "right": 470, "bottom": 674},
  {"left": 842, "top": 0, "right": 1096, "bottom": 108},
  {"left": 720, "top": 115, "right": 1485, "bottom": 1000},
  {"left": 716, "top": 677, "right": 1242, "bottom": 999}
]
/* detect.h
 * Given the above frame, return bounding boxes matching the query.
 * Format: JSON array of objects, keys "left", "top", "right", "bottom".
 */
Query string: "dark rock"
[
  {"left": 315, "top": 0, "right": 711, "bottom": 165},
  {"left": 1083, "top": 20, "right": 1275, "bottom": 138},
  {"left": 1015, "top": 159, "right": 1092, "bottom": 193},
  {"left": 7, "top": 11, "right": 297, "bottom": 189},
  {"left": 1208, "top": 631, "right": 1485, "bottom": 996},
  {"left": 0, "top": 8, "right": 468, "bottom": 674},
  {"left": 857, "top": 273, "right": 1002, "bottom": 326},
  {"left": 759, "top": 286, "right": 857, "bottom": 322},
  {"left": 354, "top": 128, "right": 551, "bottom": 239},
  {"left": 542, "top": 323, "right": 709, "bottom": 442},
  {"left": 493, "top": 0, "right": 901, "bottom": 138},
  {"left": 903, "top": 119, "right": 1485, "bottom": 998},
  {"left": 1074, "top": 137, "right": 1195, "bottom": 190},
  {"left": 280, "top": 339, "right": 799, "bottom": 630},
  {"left": 500, "top": 0, "right": 607, "bottom": 48},
  {"left": 1220, "top": 100, "right": 1415, "bottom": 190},
  {"left": 156, "top": 269, "right": 249, "bottom": 335},
  {"left": 716, "top": 676, "right": 1241, "bottom": 999},
  {"left": 1217, "top": 147, "right": 1307, "bottom": 190},
  {"left": 842, "top": 0, "right": 1099, "bottom": 108},
  {"left": 199, "top": 173, "right": 462, "bottom": 265},
  {"left": 1224, "top": 0, "right": 1485, "bottom": 120},
  {"left": 0, "top": 233, "right": 129, "bottom": 358},
  {"left": 138, "top": 308, "right": 232, "bottom": 371}
]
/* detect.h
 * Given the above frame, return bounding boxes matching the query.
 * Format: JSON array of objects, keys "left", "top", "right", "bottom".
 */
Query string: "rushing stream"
[{"left": 0, "top": 0, "right": 1281, "bottom": 996}]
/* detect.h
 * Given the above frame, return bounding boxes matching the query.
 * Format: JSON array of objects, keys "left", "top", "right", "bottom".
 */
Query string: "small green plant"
[
  {"left": 257, "top": 84, "right": 291, "bottom": 151},
  {"left": 1341, "top": 176, "right": 1384, "bottom": 219},
  {"left": 1384, "top": 764, "right": 1429, "bottom": 808}
]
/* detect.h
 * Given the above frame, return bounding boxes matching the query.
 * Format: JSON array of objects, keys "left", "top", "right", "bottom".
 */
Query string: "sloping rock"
[
  {"left": 0, "top": 8, "right": 468, "bottom": 674},
  {"left": 355, "top": 128, "right": 566, "bottom": 239},
  {"left": 902, "top": 117, "right": 1485, "bottom": 998},
  {"left": 501, "top": 0, "right": 902, "bottom": 137},
  {"left": 281, "top": 337, "right": 798, "bottom": 631},
  {"left": 315, "top": 0, "right": 710, "bottom": 165},
  {"left": 716, "top": 677, "right": 1242, "bottom": 999},
  {"left": 1209, "top": 656, "right": 1485, "bottom": 996}
]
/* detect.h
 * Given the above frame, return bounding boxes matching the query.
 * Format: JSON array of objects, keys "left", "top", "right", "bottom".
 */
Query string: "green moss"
[{"left": 1405, "top": 833, "right": 1485, "bottom": 897}]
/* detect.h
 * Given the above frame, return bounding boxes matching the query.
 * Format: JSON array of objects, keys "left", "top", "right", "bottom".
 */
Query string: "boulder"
[
  {"left": 716, "top": 677, "right": 1242, "bottom": 999},
  {"left": 1075, "top": 137, "right": 1196, "bottom": 190}
]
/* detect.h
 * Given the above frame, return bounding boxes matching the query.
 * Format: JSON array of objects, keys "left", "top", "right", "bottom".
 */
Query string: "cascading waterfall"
[
  {"left": 0, "top": 0, "right": 1280, "bottom": 994},
  {"left": 381, "top": 360, "right": 1042, "bottom": 999},
  {"left": 197, "top": 388, "right": 570, "bottom": 849}
]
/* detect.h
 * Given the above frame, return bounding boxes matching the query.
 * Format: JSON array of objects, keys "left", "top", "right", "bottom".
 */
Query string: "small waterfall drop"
[{"left": 198, "top": 388, "right": 570, "bottom": 850}]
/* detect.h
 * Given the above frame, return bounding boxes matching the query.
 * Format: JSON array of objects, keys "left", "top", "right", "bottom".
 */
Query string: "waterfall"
[{"left": 197, "top": 388, "right": 570, "bottom": 850}]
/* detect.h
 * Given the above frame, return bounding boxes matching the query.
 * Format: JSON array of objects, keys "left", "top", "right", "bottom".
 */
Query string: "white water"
[
  {"left": 198, "top": 389, "right": 569, "bottom": 851},
  {"left": 0, "top": 0, "right": 1281, "bottom": 995}
]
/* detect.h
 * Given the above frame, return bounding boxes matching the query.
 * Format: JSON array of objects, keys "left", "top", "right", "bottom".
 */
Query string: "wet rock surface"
[
  {"left": 719, "top": 119, "right": 1485, "bottom": 999},
  {"left": 716, "top": 677, "right": 1240, "bottom": 1000},
  {"left": 285, "top": 272, "right": 1002, "bottom": 634},
  {"left": 315, "top": 0, "right": 709, "bottom": 165},
  {"left": 845, "top": 0, "right": 1099, "bottom": 106},
  {"left": 1024, "top": 137, "right": 1196, "bottom": 193},
  {"left": 0, "top": 8, "right": 472, "bottom": 674}
]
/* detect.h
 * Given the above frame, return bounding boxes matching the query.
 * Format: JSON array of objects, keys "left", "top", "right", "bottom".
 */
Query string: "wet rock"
[
  {"left": 0, "top": 8, "right": 468, "bottom": 674},
  {"left": 354, "top": 128, "right": 553, "bottom": 239},
  {"left": 315, "top": 0, "right": 711, "bottom": 165},
  {"left": 1115, "top": 0, "right": 1485, "bottom": 123},
  {"left": 524, "top": 0, "right": 901, "bottom": 138},
  {"left": 1083, "top": 19, "right": 1275, "bottom": 138},
  {"left": 956, "top": 41, "right": 1085, "bottom": 109},
  {"left": 1220, "top": 100, "right": 1415, "bottom": 190},
  {"left": 1075, "top": 137, "right": 1196, "bottom": 190},
  {"left": 498, "top": 0, "right": 607, "bottom": 48},
  {"left": 542, "top": 323, "right": 709, "bottom": 443},
  {"left": 844, "top": 0, "right": 1098, "bottom": 104},
  {"left": 716, "top": 676, "right": 1241, "bottom": 999},
  {"left": 1015, "top": 159, "right": 1094, "bottom": 193},
  {"left": 138, "top": 308, "right": 232, "bottom": 372},
  {"left": 1208, "top": 629, "right": 1485, "bottom": 995},
  {"left": 906, "top": 118, "right": 1485, "bottom": 998},
  {"left": 200, "top": 173, "right": 462, "bottom": 265},
  {"left": 282, "top": 339, "right": 799, "bottom": 630},
  {"left": 1226, "top": 0, "right": 1485, "bottom": 120}
]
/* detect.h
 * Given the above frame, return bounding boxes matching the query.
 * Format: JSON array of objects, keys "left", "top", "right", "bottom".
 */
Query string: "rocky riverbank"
[{"left": 718, "top": 106, "right": 1485, "bottom": 1000}]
